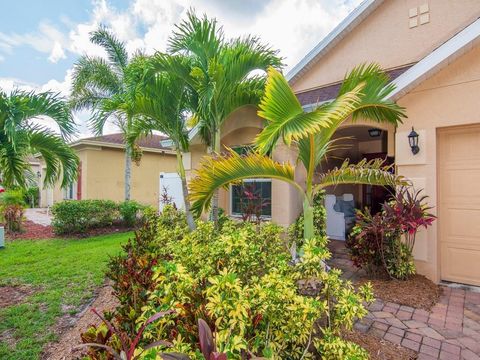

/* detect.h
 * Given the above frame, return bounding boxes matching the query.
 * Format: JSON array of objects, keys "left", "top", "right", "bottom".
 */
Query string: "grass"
[{"left": 0, "top": 232, "right": 131, "bottom": 360}]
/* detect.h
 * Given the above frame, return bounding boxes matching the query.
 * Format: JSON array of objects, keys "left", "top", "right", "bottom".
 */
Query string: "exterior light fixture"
[
  {"left": 408, "top": 127, "right": 420, "bottom": 155},
  {"left": 37, "top": 171, "right": 41, "bottom": 178},
  {"left": 368, "top": 128, "right": 382, "bottom": 137}
]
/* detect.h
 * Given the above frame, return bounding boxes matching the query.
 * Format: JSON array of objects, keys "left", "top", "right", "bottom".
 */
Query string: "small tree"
[{"left": 189, "top": 64, "right": 409, "bottom": 257}]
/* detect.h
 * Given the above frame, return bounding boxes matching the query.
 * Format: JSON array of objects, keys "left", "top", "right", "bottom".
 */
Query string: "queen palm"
[
  {"left": 0, "top": 89, "right": 78, "bottom": 188},
  {"left": 70, "top": 26, "right": 142, "bottom": 201},
  {"left": 127, "top": 58, "right": 197, "bottom": 230},
  {"left": 189, "top": 64, "right": 409, "bottom": 255},
  {"left": 153, "top": 11, "right": 282, "bottom": 222}
]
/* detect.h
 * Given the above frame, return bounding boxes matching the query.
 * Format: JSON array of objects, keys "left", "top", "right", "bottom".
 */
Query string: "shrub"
[
  {"left": 347, "top": 187, "right": 435, "bottom": 280},
  {"left": 23, "top": 186, "right": 40, "bottom": 208},
  {"left": 51, "top": 199, "right": 119, "bottom": 234},
  {"left": 0, "top": 189, "right": 26, "bottom": 232},
  {"left": 288, "top": 191, "right": 327, "bottom": 247},
  {"left": 119, "top": 200, "right": 144, "bottom": 227},
  {"left": 138, "top": 222, "right": 372, "bottom": 358}
]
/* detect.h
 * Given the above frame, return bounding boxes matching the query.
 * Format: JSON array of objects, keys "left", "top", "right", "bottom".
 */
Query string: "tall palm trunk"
[
  {"left": 210, "top": 126, "right": 222, "bottom": 225},
  {"left": 176, "top": 148, "right": 196, "bottom": 231},
  {"left": 124, "top": 145, "right": 132, "bottom": 201}
]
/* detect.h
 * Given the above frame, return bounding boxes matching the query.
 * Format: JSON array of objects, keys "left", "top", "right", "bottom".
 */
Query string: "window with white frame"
[
  {"left": 64, "top": 182, "right": 77, "bottom": 200},
  {"left": 230, "top": 179, "right": 272, "bottom": 217}
]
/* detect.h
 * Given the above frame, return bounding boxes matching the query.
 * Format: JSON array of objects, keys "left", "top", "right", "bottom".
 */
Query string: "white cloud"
[
  {"left": 48, "top": 41, "right": 67, "bottom": 63},
  {"left": 3, "top": 0, "right": 363, "bottom": 139}
]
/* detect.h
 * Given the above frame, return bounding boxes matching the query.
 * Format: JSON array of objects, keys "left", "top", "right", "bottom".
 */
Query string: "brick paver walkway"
[{"left": 328, "top": 240, "right": 480, "bottom": 360}]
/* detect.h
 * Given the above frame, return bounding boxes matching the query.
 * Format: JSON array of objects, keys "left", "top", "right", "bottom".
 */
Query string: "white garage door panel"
[
  {"left": 159, "top": 172, "right": 185, "bottom": 211},
  {"left": 439, "top": 125, "right": 480, "bottom": 286}
]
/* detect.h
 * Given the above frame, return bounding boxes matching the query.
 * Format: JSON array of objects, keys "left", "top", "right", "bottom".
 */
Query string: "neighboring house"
[
  {"left": 188, "top": 0, "right": 480, "bottom": 287},
  {"left": 38, "top": 133, "right": 180, "bottom": 209}
]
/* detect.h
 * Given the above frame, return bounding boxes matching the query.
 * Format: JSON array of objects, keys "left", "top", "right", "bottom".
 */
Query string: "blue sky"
[{"left": 0, "top": 0, "right": 361, "bottom": 136}]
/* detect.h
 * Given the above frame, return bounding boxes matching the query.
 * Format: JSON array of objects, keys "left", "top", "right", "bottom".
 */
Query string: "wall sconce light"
[
  {"left": 368, "top": 128, "right": 382, "bottom": 137},
  {"left": 408, "top": 127, "right": 420, "bottom": 155},
  {"left": 36, "top": 171, "right": 41, "bottom": 178}
]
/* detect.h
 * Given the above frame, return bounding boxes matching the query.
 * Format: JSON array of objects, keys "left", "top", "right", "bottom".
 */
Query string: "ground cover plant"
[
  {"left": 81, "top": 207, "right": 375, "bottom": 359},
  {"left": 0, "top": 232, "right": 130, "bottom": 360}
]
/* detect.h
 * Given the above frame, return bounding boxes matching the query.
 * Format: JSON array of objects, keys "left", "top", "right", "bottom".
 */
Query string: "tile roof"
[
  {"left": 80, "top": 133, "right": 168, "bottom": 149},
  {"left": 295, "top": 65, "right": 413, "bottom": 107}
]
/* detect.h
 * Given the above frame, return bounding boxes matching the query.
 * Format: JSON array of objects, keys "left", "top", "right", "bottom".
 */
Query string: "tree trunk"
[
  {"left": 124, "top": 145, "right": 131, "bottom": 201},
  {"left": 210, "top": 127, "right": 222, "bottom": 226},
  {"left": 176, "top": 148, "right": 196, "bottom": 231}
]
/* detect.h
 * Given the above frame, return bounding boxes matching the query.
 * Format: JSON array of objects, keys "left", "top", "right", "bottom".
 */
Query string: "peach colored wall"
[
  {"left": 292, "top": 0, "right": 480, "bottom": 93},
  {"left": 47, "top": 146, "right": 177, "bottom": 208},
  {"left": 396, "top": 44, "right": 480, "bottom": 283}
]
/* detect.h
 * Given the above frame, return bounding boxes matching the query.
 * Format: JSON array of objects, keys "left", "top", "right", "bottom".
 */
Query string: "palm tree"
[
  {"left": 153, "top": 11, "right": 282, "bottom": 222},
  {"left": 70, "top": 26, "right": 142, "bottom": 201},
  {"left": 127, "top": 58, "right": 197, "bottom": 230},
  {"left": 0, "top": 89, "right": 78, "bottom": 188},
  {"left": 189, "top": 64, "right": 409, "bottom": 257}
]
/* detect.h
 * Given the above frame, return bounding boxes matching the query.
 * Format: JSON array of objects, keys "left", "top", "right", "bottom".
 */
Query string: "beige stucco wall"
[
  {"left": 292, "top": 0, "right": 480, "bottom": 93},
  {"left": 396, "top": 44, "right": 480, "bottom": 283},
  {"left": 43, "top": 145, "right": 177, "bottom": 208}
]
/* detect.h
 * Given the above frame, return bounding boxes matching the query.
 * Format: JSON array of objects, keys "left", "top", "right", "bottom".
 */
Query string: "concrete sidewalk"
[{"left": 24, "top": 208, "right": 52, "bottom": 226}]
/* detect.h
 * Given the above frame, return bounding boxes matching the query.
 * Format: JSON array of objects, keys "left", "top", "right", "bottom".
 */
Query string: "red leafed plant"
[
  {"left": 198, "top": 318, "right": 227, "bottom": 360},
  {"left": 237, "top": 184, "right": 270, "bottom": 224},
  {"left": 383, "top": 186, "right": 436, "bottom": 252}
]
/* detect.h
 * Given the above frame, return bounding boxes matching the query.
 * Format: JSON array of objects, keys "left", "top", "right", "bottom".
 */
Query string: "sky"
[{"left": 0, "top": 0, "right": 362, "bottom": 138}]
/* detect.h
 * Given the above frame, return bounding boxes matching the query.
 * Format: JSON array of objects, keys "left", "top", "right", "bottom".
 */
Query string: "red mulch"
[
  {"left": 5, "top": 220, "right": 133, "bottom": 241},
  {"left": 358, "top": 274, "right": 441, "bottom": 311},
  {"left": 344, "top": 330, "right": 417, "bottom": 359},
  {"left": 6, "top": 220, "right": 55, "bottom": 240}
]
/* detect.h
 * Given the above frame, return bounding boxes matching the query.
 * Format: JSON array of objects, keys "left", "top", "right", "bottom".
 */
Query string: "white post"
[{"left": 0, "top": 226, "right": 4, "bottom": 249}]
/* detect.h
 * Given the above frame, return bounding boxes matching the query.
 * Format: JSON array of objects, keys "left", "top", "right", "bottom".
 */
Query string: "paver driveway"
[{"left": 328, "top": 240, "right": 480, "bottom": 360}]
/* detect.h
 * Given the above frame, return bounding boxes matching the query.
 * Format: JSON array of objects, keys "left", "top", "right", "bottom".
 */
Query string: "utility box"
[{"left": 0, "top": 226, "right": 4, "bottom": 249}]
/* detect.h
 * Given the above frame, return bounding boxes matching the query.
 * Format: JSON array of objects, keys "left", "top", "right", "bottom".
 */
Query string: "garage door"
[{"left": 438, "top": 125, "right": 480, "bottom": 286}]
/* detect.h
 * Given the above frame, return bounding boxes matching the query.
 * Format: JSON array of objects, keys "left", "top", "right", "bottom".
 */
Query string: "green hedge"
[{"left": 51, "top": 200, "right": 119, "bottom": 234}]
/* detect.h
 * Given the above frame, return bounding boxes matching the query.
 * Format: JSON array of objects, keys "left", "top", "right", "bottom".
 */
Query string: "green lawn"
[{"left": 0, "top": 232, "right": 131, "bottom": 360}]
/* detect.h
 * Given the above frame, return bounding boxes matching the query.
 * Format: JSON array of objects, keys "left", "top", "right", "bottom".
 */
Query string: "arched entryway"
[{"left": 318, "top": 124, "right": 395, "bottom": 240}]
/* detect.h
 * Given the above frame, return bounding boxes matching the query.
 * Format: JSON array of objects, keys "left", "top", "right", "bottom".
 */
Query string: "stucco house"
[
  {"left": 188, "top": 0, "right": 480, "bottom": 287},
  {"left": 38, "top": 133, "right": 180, "bottom": 208},
  {"left": 40, "top": 0, "right": 480, "bottom": 287}
]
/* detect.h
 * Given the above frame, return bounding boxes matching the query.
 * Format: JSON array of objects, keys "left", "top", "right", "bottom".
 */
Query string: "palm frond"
[
  {"left": 315, "top": 158, "right": 409, "bottom": 191},
  {"left": 339, "top": 63, "right": 406, "bottom": 124},
  {"left": 221, "top": 76, "right": 266, "bottom": 120},
  {"left": 189, "top": 149, "right": 302, "bottom": 216},
  {"left": 7, "top": 90, "right": 76, "bottom": 140},
  {"left": 29, "top": 128, "right": 79, "bottom": 188},
  {"left": 70, "top": 56, "right": 122, "bottom": 101},
  {"left": 0, "top": 130, "right": 30, "bottom": 188},
  {"left": 221, "top": 35, "right": 282, "bottom": 85},
  {"left": 169, "top": 10, "right": 223, "bottom": 63},
  {"left": 255, "top": 67, "right": 363, "bottom": 154},
  {"left": 90, "top": 26, "right": 129, "bottom": 70}
]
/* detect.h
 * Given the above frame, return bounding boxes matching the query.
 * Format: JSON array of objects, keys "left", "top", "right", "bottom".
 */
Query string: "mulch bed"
[
  {"left": 42, "top": 284, "right": 119, "bottom": 360},
  {"left": 359, "top": 274, "right": 441, "bottom": 310},
  {"left": 344, "top": 330, "right": 417, "bottom": 359},
  {"left": 0, "top": 284, "right": 36, "bottom": 308},
  {"left": 5, "top": 220, "right": 55, "bottom": 240},
  {"left": 5, "top": 220, "right": 133, "bottom": 241}
]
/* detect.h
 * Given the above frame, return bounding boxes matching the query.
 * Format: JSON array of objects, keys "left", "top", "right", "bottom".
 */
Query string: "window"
[
  {"left": 230, "top": 179, "right": 272, "bottom": 218},
  {"left": 64, "top": 182, "right": 77, "bottom": 200}
]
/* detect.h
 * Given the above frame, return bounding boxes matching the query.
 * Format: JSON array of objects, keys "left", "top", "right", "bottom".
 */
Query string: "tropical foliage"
[
  {"left": 347, "top": 187, "right": 435, "bottom": 279},
  {"left": 82, "top": 207, "right": 374, "bottom": 359},
  {"left": 0, "top": 89, "right": 78, "bottom": 189},
  {"left": 126, "top": 59, "right": 197, "bottom": 230},
  {"left": 190, "top": 64, "right": 409, "bottom": 255},
  {"left": 70, "top": 26, "right": 146, "bottom": 201},
  {"left": 151, "top": 11, "right": 282, "bottom": 222}
]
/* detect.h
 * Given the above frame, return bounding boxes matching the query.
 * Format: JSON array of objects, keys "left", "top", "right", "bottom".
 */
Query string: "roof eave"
[{"left": 286, "top": 0, "right": 384, "bottom": 84}]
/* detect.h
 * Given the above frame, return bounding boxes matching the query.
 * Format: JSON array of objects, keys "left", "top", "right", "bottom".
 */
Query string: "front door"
[{"left": 362, "top": 153, "right": 393, "bottom": 213}]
